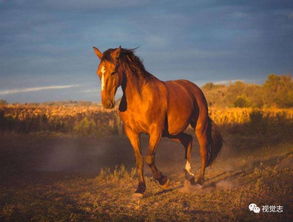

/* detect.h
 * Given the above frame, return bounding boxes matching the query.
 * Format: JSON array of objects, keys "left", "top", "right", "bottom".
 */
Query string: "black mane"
[{"left": 103, "top": 48, "right": 155, "bottom": 79}]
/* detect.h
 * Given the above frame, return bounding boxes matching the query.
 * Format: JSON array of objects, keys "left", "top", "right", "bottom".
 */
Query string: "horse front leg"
[
  {"left": 124, "top": 126, "right": 145, "bottom": 198},
  {"left": 145, "top": 128, "right": 169, "bottom": 189}
]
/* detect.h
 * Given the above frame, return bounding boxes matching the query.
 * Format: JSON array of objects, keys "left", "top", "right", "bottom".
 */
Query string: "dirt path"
[{"left": 0, "top": 134, "right": 292, "bottom": 221}]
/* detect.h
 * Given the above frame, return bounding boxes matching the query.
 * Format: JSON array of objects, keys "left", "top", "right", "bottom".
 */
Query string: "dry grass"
[
  {"left": 0, "top": 104, "right": 122, "bottom": 136},
  {"left": 209, "top": 107, "right": 293, "bottom": 125},
  {"left": 1, "top": 104, "right": 292, "bottom": 137}
]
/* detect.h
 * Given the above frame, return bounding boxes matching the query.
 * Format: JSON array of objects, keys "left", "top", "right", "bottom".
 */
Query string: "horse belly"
[{"left": 166, "top": 82, "right": 194, "bottom": 135}]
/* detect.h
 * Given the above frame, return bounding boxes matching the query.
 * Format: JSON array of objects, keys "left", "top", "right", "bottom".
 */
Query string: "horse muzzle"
[{"left": 102, "top": 99, "right": 115, "bottom": 109}]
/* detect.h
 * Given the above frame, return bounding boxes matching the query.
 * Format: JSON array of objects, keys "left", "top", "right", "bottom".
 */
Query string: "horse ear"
[
  {"left": 112, "top": 46, "right": 122, "bottom": 60},
  {"left": 93, "top": 47, "right": 103, "bottom": 59}
]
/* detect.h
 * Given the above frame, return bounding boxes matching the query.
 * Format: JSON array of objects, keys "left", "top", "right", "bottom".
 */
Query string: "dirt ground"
[{"left": 0, "top": 132, "right": 292, "bottom": 222}]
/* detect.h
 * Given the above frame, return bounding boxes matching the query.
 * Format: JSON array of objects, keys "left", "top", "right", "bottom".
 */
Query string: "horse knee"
[{"left": 144, "top": 155, "right": 154, "bottom": 165}]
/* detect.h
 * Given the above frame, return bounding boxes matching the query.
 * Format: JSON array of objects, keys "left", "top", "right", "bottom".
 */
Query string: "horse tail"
[{"left": 206, "top": 117, "right": 223, "bottom": 167}]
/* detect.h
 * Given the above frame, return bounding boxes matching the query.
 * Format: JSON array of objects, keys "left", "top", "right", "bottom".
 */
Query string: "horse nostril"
[
  {"left": 104, "top": 99, "right": 114, "bottom": 109},
  {"left": 109, "top": 101, "right": 114, "bottom": 108}
]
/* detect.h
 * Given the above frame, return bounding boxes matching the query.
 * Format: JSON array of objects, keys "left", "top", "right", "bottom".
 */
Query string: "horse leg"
[
  {"left": 168, "top": 133, "right": 195, "bottom": 185},
  {"left": 195, "top": 120, "right": 208, "bottom": 185},
  {"left": 124, "top": 126, "right": 145, "bottom": 197},
  {"left": 145, "top": 130, "right": 168, "bottom": 188}
]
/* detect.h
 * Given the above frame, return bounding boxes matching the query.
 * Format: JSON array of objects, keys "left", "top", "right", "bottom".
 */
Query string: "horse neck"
[{"left": 121, "top": 65, "right": 149, "bottom": 103}]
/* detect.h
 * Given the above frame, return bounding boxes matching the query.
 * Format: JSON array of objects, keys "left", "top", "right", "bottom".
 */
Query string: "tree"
[
  {"left": 202, "top": 82, "right": 215, "bottom": 90},
  {"left": 263, "top": 74, "right": 293, "bottom": 107},
  {"left": 233, "top": 96, "right": 250, "bottom": 108}
]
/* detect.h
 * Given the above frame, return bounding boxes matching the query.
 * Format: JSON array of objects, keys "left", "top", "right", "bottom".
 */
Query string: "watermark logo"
[
  {"left": 249, "top": 203, "right": 283, "bottom": 213},
  {"left": 249, "top": 203, "right": 260, "bottom": 213}
]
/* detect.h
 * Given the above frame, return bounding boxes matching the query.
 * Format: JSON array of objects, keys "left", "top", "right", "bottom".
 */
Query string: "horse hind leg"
[
  {"left": 195, "top": 122, "right": 208, "bottom": 185},
  {"left": 167, "top": 133, "right": 195, "bottom": 185}
]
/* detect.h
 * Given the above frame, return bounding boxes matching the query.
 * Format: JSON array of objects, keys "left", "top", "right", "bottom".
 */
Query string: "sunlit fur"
[{"left": 93, "top": 47, "right": 223, "bottom": 195}]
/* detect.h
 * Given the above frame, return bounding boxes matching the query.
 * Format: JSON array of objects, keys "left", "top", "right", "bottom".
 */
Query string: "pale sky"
[{"left": 0, "top": 0, "right": 292, "bottom": 102}]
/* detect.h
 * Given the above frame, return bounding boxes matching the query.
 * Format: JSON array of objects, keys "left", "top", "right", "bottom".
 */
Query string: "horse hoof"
[
  {"left": 187, "top": 176, "right": 196, "bottom": 185},
  {"left": 132, "top": 192, "right": 144, "bottom": 200},
  {"left": 194, "top": 183, "right": 203, "bottom": 189},
  {"left": 197, "top": 177, "right": 204, "bottom": 185},
  {"left": 180, "top": 180, "right": 203, "bottom": 193},
  {"left": 179, "top": 180, "right": 194, "bottom": 193},
  {"left": 160, "top": 178, "right": 170, "bottom": 190}
]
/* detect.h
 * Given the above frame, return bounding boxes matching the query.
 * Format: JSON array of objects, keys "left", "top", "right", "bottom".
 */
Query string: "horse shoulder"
[
  {"left": 118, "top": 79, "right": 167, "bottom": 134},
  {"left": 141, "top": 80, "right": 168, "bottom": 130}
]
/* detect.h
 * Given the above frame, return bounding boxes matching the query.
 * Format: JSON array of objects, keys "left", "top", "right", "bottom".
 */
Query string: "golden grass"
[
  {"left": 0, "top": 104, "right": 122, "bottom": 135},
  {"left": 0, "top": 104, "right": 292, "bottom": 136},
  {"left": 1, "top": 104, "right": 114, "bottom": 120},
  {"left": 1, "top": 104, "right": 292, "bottom": 123},
  {"left": 209, "top": 107, "right": 293, "bottom": 125}
]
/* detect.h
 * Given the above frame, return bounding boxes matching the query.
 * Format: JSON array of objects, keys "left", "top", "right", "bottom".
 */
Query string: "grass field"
[{"left": 0, "top": 105, "right": 292, "bottom": 221}]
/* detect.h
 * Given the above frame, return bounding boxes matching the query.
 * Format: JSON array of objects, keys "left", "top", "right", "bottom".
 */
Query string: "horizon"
[
  {"left": 0, "top": 75, "right": 288, "bottom": 104},
  {"left": 1, "top": 0, "right": 292, "bottom": 103}
]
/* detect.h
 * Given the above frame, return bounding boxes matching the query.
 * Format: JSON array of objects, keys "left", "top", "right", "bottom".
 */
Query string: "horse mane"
[{"left": 102, "top": 48, "right": 155, "bottom": 80}]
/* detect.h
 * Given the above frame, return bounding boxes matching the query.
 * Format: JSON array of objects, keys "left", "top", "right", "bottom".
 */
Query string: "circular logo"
[
  {"left": 254, "top": 206, "right": 260, "bottom": 213},
  {"left": 249, "top": 203, "right": 260, "bottom": 213},
  {"left": 249, "top": 203, "right": 257, "bottom": 211}
]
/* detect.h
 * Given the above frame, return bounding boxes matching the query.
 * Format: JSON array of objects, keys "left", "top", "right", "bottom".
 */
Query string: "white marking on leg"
[
  {"left": 185, "top": 160, "right": 194, "bottom": 176},
  {"left": 100, "top": 65, "right": 106, "bottom": 91}
]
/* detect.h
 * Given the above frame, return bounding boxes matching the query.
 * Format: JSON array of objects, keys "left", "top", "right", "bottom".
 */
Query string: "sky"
[{"left": 0, "top": 0, "right": 292, "bottom": 103}]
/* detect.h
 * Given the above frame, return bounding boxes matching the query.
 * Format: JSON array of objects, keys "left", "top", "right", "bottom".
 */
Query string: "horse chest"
[{"left": 119, "top": 108, "right": 154, "bottom": 133}]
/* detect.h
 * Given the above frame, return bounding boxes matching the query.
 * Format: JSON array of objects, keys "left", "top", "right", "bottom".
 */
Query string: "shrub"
[{"left": 234, "top": 96, "right": 250, "bottom": 108}]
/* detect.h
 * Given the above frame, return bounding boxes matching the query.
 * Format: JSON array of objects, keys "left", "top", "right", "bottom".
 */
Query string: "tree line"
[
  {"left": 1, "top": 74, "right": 292, "bottom": 108},
  {"left": 202, "top": 74, "right": 293, "bottom": 108}
]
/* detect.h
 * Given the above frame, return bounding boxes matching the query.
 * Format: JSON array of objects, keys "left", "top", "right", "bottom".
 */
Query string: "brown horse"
[{"left": 93, "top": 46, "right": 223, "bottom": 198}]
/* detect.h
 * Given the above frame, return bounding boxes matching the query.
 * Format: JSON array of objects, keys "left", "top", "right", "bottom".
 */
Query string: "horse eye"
[{"left": 111, "top": 72, "right": 117, "bottom": 75}]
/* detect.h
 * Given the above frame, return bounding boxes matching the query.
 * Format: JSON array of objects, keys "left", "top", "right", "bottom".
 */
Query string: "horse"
[{"left": 93, "top": 46, "right": 223, "bottom": 198}]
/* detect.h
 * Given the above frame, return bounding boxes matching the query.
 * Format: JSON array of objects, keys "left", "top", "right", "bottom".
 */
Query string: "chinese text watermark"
[{"left": 249, "top": 203, "right": 283, "bottom": 214}]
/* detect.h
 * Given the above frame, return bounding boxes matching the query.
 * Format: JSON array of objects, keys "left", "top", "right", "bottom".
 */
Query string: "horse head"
[{"left": 93, "top": 46, "right": 123, "bottom": 109}]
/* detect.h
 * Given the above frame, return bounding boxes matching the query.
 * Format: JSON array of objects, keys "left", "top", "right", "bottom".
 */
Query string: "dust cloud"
[
  {"left": 36, "top": 135, "right": 192, "bottom": 176},
  {"left": 38, "top": 136, "right": 134, "bottom": 174},
  {"left": 1, "top": 133, "right": 290, "bottom": 189}
]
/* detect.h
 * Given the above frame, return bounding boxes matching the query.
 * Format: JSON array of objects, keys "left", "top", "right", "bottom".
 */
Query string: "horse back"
[{"left": 164, "top": 80, "right": 208, "bottom": 135}]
